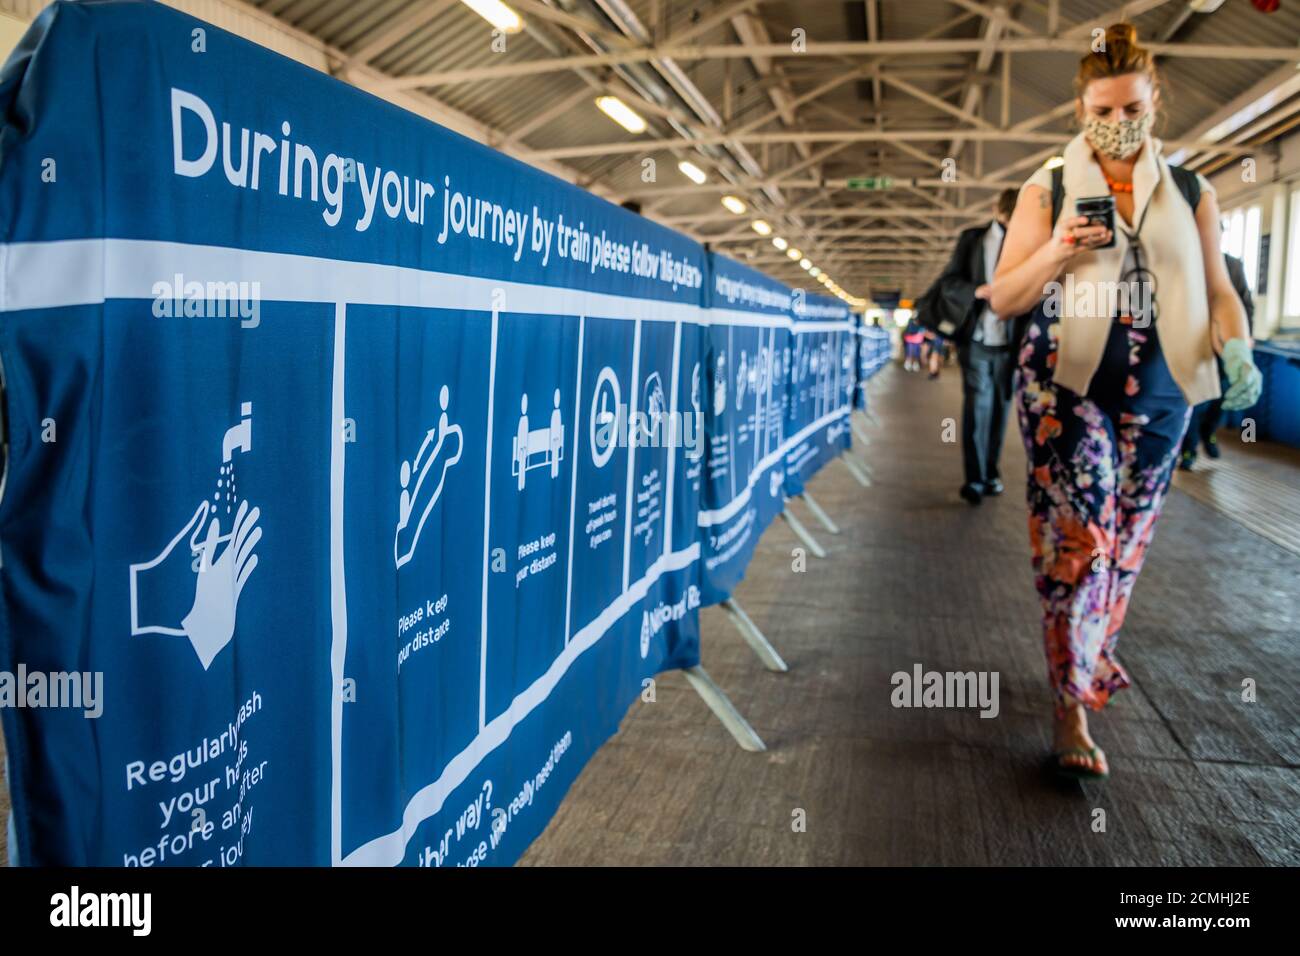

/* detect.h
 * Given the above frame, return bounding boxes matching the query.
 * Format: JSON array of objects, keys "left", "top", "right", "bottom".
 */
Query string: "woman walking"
[{"left": 987, "top": 23, "right": 1262, "bottom": 779}]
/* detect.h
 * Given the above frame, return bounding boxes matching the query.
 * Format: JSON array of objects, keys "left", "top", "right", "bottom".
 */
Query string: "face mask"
[{"left": 1083, "top": 112, "right": 1153, "bottom": 160}]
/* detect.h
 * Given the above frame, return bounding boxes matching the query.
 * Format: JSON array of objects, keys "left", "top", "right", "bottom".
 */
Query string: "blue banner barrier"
[
  {"left": 782, "top": 295, "right": 855, "bottom": 497},
  {"left": 0, "top": 0, "right": 859, "bottom": 866},
  {"left": 854, "top": 320, "right": 892, "bottom": 408},
  {"left": 698, "top": 254, "right": 795, "bottom": 603}
]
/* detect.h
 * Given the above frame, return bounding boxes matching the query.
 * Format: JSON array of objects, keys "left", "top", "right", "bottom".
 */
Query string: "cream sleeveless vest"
[{"left": 1022, "top": 132, "right": 1221, "bottom": 407}]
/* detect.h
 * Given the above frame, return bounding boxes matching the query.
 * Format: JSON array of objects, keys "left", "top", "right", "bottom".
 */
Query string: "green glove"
[{"left": 1220, "top": 338, "right": 1262, "bottom": 412}]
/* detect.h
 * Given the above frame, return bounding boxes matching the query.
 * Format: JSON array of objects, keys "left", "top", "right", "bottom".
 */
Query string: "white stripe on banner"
[
  {"left": 0, "top": 238, "right": 704, "bottom": 323},
  {"left": 329, "top": 302, "right": 348, "bottom": 867},
  {"left": 341, "top": 541, "right": 699, "bottom": 867},
  {"left": 707, "top": 308, "right": 790, "bottom": 330},
  {"left": 704, "top": 309, "right": 852, "bottom": 333},
  {"left": 697, "top": 405, "right": 851, "bottom": 528},
  {"left": 792, "top": 320, "right": 852, "bottom": 334},
  {"left": 0, "top": 239, "right": 858, "bottom": 338},
  {"left": 478, "top": 309, "right": 501, "bottom": 733}
]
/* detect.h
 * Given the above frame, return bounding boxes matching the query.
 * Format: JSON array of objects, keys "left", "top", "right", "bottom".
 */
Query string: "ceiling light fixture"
[
  {"left": 461, "top": 0, "right": 524, "bottom": 35},
  {"left": 595, "top": 96, "right": 647, "bottom": 134},
  {"left": 678, "top": 160, "right": 707, "bottom": 184}
]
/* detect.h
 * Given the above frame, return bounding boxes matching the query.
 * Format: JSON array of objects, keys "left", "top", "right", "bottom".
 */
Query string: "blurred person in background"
[
  {"left": 925, "top": 330, "right": 948, "bottom": 380},
  {"left": 933, "top": 187, "right": 1021, "bottom": 504},
  {"left": 1180, "top": 252, "right": 1255, "bottom": 470}
]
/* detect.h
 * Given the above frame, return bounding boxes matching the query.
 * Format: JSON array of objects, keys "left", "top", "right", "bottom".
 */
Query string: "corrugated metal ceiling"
[{"left": 243, "top": 0, "right": 1300, "bottom": 297}]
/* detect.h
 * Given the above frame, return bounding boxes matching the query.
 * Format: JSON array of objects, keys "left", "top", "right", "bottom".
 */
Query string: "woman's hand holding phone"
[{"left": 1048, "top": 214, "right": 1112, "bottom": 264}]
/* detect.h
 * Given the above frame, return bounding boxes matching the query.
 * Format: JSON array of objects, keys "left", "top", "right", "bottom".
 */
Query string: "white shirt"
[{"left": 972, "top": 221, "right": 1007, "bottom": 347}]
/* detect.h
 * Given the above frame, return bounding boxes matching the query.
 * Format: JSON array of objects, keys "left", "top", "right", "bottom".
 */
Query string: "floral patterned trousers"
[{"left": 1016, "top": 308, "right": 1190, "bottom": 716}]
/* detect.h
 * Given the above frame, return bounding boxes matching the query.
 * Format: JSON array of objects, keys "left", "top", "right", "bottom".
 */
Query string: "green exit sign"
[{"left": 847, "top": 176, "right": 893, "bottom": 191}]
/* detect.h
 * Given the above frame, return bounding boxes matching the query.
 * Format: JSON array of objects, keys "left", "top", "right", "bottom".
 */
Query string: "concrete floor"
[
  {"left": 520, "top": 361, "right": 1300, "bottom": 866},
  {"left": 1, "top": 361, "right": 1296, "bottom": 866}
]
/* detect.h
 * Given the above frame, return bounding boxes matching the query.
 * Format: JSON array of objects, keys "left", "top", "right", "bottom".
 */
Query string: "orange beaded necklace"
[{"left": 1104, "top": 174, "right": 1134, "bottom": 194}]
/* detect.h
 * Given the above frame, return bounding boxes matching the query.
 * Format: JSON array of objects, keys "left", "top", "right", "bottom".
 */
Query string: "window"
[
  {"left": 1221, "top": 208, "right": 1243, "bottom": 257},
  {"left": 1221, "top": 204, "right": 1262, "bottom": 293},
  {"left": 1242, "top": 206, "right": 1261, "bottom": 294},
  {"left": 1286, "top": 191, "right": 1300, "bottom": 318}
]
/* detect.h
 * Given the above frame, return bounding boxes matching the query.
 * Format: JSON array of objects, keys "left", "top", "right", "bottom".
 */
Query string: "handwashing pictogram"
[{"left": 129, "top": 402, "right": 262, "bottom": 670}]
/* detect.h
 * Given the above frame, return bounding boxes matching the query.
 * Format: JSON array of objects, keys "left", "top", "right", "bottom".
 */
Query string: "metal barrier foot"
[
  {"left": 721, "top": 598, "right": 788, "bottom": 672},
  {"left": 798, "top": 491, "right": 840, "bottom": 535},
  {"left": 682, "top": 666, "right": 766, "bottom": 752},
  {"left": 781, "top": 505, "right": 827, "bottom": 558},
  {"left": 841, "top": 454, "right": 872, "bottom": 488}
]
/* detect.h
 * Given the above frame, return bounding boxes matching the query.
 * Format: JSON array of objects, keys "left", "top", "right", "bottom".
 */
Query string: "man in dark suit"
[
  {"left": 936, "top": 188, "right": 1021, "bottom": 505},
  {"left": 1180, "top": 252, "right": 1255, "bottom": 469}
]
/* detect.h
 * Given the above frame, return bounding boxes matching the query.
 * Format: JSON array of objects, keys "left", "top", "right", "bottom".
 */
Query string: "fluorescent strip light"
[
  {"left": 809, "top": 266, "right": 821, "bottom": 278},
  {"left": 799, "top": 258, "right": 812, "bottom": 270},
  {"left": 595, "top": 96, "right": 647, "bottom": 134},
  {"left": 721, "top": 195, "right": 747, "bottom": 215},
  {"left": 751, "top": 220, "right": 772, "bottom": 236},
  {"left": 772, "top": 237, "right": 788, "bottom": 251},
  {"left": 461, "top": 0, "right": 523, "bottom": 34},
  {"left": 678, "top": 160, "right": 707, "bottom": 184},
  {"left": 787, "top": 248, "right": 801, "bottom": 260}
]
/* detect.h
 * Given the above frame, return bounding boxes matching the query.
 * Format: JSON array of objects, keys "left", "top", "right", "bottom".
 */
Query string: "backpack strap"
[
  {"left": 1050, "top": 161, "right": 1200, "bottom": 222},
  {"left": 1167, "top": 163, "right": 1202, "bottom": 214},
  {"left": 1050, "top": 165, "right": 1064, "bottom": 225}
]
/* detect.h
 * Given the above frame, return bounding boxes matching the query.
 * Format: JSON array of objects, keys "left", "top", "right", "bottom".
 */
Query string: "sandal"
[{"left": 1053, "top": 746, "right": 1109, "bottom": 781}]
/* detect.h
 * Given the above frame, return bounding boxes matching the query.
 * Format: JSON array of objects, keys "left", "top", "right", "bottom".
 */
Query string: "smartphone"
[{"left": 1075, "top": 195, "right": 1116, "bottom": 248}]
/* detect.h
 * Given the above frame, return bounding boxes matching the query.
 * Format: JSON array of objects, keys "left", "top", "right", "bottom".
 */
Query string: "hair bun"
[
  {"left": 1075, "top": 21, "right": 1155, "bottom": 93},
  {"left": 1105, "top": 22, "right": 1140, "bottom": 50}
]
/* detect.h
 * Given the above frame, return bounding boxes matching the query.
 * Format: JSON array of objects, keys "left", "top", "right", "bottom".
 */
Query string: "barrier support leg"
[
  {"left": 721, "top": 598, "right": 788, "bottom": 672},
  {"left": 682, "top": 666, "right": 766, "bottom": 752},
  {"left": 782, "top": 504, "right": 827, "bottom": 558},
  {"left": 798, "top": 491, "right": 839, "bottom": 535},
  {"left": 841, "top": 453, "right": 872, "bottom": 488}
]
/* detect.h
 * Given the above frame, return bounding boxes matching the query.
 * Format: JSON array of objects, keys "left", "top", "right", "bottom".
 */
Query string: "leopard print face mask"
[{"left": 1083, "top": 112, "right": 1153, "bottom": 160}]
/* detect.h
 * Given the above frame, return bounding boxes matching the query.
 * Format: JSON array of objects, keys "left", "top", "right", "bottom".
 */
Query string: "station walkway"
[{"left": 522, "top": 361, "right": 1300, "bottom": 867}]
